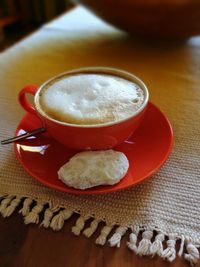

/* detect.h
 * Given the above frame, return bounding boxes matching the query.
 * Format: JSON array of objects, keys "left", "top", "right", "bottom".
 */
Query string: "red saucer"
[{"left": 14, "top": 102, "right": 173, "bottom": 195}]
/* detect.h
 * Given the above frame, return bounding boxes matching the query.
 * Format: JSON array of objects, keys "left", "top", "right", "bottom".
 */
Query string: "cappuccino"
[{"left": 39, "top": 74, "right": 144, "bottom": 125}]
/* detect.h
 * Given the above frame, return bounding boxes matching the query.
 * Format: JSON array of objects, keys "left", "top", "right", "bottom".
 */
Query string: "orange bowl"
[{"left": 73, "top": 0, "right": 200, "bottom": 39}]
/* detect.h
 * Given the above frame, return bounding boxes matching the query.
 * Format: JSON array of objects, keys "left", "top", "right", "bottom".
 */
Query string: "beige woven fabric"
[{"left": 0, "top": 7, "right": 200, "bottom": 265}]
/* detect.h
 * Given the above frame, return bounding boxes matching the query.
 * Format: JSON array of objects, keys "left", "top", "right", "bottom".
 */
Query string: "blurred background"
[
  {"left": 0, "top": 0, "right": 73, "bottom": 51},
  {"left": 1, "top": 0, "right": 200, "bottom": 52}
]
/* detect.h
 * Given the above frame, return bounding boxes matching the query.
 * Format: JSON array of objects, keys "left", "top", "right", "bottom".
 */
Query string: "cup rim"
[{"left": 34, "top": 67, "right": 149, "bottom": 128}]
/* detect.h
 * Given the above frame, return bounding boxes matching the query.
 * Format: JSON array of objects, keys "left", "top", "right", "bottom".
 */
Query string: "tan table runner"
[{"left": 0, "top": 7, "right": 200, "bottom": 266}]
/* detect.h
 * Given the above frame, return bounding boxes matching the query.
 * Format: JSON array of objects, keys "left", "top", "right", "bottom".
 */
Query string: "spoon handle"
[{"left": 1, "top": 127, "right": 46, "bottom": 145}]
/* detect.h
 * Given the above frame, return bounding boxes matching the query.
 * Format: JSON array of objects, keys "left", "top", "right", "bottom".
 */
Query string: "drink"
[
  {"left": 19, "top": 67, "right": 149, "bottom": 149},
  {"left": 38, "top": 73, "right": 145, "bottom": 125}
]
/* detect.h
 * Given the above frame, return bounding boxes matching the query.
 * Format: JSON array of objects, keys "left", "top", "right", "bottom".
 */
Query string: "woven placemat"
[{"left": 0, "top": 7, "right": 200, "bottom": 266}]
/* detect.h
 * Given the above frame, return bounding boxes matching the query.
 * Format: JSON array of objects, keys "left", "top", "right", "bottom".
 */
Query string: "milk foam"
[{"left": 40, "top": 74, "right": 144, "bottom": 125}]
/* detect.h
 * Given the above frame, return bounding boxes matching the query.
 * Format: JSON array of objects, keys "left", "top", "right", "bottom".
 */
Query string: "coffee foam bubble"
[{"left": 39, "top": 74, "right": 144, "bottom": 125}]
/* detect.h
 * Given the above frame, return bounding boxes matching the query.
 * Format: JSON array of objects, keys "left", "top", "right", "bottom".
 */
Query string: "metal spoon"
[{"left": 1, "top": 127, "right": 46, "bottom": 145}]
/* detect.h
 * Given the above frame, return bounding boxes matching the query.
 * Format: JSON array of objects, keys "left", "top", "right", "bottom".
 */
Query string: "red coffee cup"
[{"left": 19, "top": 67, "right": 149, "bottom": 150}]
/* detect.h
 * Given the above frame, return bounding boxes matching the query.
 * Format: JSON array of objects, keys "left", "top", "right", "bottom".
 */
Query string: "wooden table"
[
  {"left": 0, "top": 6, "right": 199, "bottom": 267},
  {"left": 0, "top": 210, "right": 186, "bottom": 267}
]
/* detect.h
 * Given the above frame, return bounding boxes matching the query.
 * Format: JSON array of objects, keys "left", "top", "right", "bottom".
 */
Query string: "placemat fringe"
[
  {"left": 95, "top": 225, "right": 113, "bottom": 245},
  {"left": 50, "top": 208, "right": 73, "bottom": 231},
  {"left": 137, "top": 229, "right": 154, "bottom": 256},
  {"left": 72, "top": 215, "right": 89, "bottom": 236},
  {"left": 0, "top": 194, "right": 199, "bottom": 266},
  {"left": 150, "top": 231, "right": 165, "bottom": 257},
  {"left": 0, "top": 195, "right": 15, "bottom": 214},
  {"left": 0, "top": 196, "right": 22, "bottom": 218},
  {"left": 40, "top": 206, "right": 60, "bottom": 228},
  {"left": 19, "top": 198, "right": 33, "bottom": 216},
  {"left": 162, "top": 233, "right": 177, "bottom": 262},
  {"left": 127, "top": 225, "right": 140, "bottom": 253},
  {"left": 125, "top": 227, "right": 200, "bottom": 266},
  {"left": 184, "top": 238, "right": 200, "bottom": 266},
  {"left": 109, "top": 226, "right": 128, "bottom": 247},
  {"left": 83, "top": 219, "right": 100, "bottom": 237},
  {"left": 24, "top": 202, "right": 44, "bottom": 225}
]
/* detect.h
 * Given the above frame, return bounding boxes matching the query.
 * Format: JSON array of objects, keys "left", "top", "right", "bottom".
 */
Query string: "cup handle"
[{"left": 18, "top": 85, "right": 38, "bottom": 116}]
